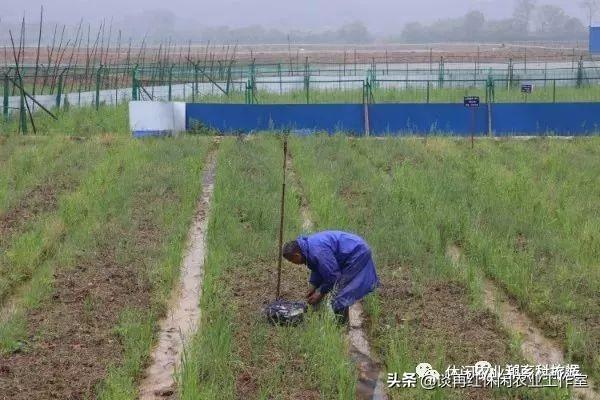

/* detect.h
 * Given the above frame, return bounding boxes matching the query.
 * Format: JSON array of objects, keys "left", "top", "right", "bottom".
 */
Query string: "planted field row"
[
  {"left": 0, "top": 134, "right": 597, "bottom": 400},
  {"left": 0, "top": 136, "right": 211, "bottom": 399},
  {"left": 291, "top": 136, "right": 599, "bottom": 399},
  {"left": 180, "top": 137, "right": 355, "bottom": 400}
]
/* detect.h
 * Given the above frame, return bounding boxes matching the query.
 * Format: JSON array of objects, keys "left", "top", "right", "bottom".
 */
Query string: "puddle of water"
[
  {"left": 349, "top": 303, "right": 388, "bottom": 400},
  {"left": 138, "top": 152, "right": 217, "bottom": 399}
]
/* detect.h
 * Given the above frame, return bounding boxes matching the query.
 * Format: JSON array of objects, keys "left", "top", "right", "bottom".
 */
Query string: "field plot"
[
  {"left": 0, "top": 135, "right": 212, "bottom": 399},
  {"left": 180, "top": 137, "right": 355, "bottom": 400},
  {"left": 0, "top": 132, "right": 598, "bottom": 400},
  {"left": 290, "top": 136, "right": 599, "bottom": 399}
]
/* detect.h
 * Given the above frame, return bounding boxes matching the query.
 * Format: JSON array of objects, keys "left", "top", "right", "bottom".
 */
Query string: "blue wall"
[
  {"left": 186, "top": 103, "right": 364, "bottom": 134},
  {"left": 185, "top": 103, "right": 600, "bottom": 136},
  {"left": 494, "top": 103, "right": 600, "bottom": 135},
  {"left": 590, "top": 26, "right": 600, "bottom": 54},
  {"left": 369, "top": 104, "right": 488, "bottom": 136}
]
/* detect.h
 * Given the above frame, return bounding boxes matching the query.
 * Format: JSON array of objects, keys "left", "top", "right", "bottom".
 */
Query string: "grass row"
[
  {"left": 0, "top": 136, "right": 211, "bottom": 399},
  {"left": 180, "top": 136, "right": 356, "bottom": 399},
  {"left": 192, "top": 84, "right": 600, "bottom": 104},
  {"left": 290, "top": 136, "right": 581, "bottom": 399},
  {"left": 0, "top": 138, "right": 116, "bottom": 301},
  {"left": 349, "top": 137, "right": 600, "bottom": 385},
  {"left": 0, "top": 103, "right": 129, "bottom": 137}
]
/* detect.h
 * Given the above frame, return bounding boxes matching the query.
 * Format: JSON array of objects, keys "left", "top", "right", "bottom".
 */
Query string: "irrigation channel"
[
  {"left": 139, "top": 146, "right": 218, "bottom": 398},
  {"left": 287, "top": 150, "right": 388, "bottom": 400}
]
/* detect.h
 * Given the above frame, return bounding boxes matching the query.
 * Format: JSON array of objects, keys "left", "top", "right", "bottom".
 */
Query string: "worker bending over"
[{"left": 282, "top": 230, "right": 379, "bottom": 322}]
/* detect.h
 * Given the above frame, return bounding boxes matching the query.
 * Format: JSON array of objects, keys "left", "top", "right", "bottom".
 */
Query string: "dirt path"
[
  {"left": 447, "top": 244, "right": 599, "bottom": 400},
  {"left": 138, "top": 148, "right": 218, "bottom": 399},
  {"left": 288, "top": 150, "right": 387, "bottom": 400}
]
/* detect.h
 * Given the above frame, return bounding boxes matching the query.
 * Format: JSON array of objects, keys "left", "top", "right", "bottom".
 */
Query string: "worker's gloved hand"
[
  {"left": 306, "top": 285, "right": 316, "bottom": 299},
  {"left": 307, "top": 290, "right": 324, "bottom": 306}
]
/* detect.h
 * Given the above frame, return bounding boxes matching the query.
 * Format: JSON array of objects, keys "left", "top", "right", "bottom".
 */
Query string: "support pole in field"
[
  {"left": 275, "top": 136, "right": 288, "bottom": 300},
  {"left": 56, "top": 73, "right": 63, "bottom": 109},
  {"left": 132, "top": 67, "right": 138, "bottom": 101},
  {"left": 2, "top": 74, "right": 8, "bottom": 121},
  {"left": 471, "top": 107, "right": 475, "bottom": 149},
  {"left": 19, "top": 91, "right": 27, "bottom": 134},
  {"left": 168, "top": 65, "right": 173, "bottom": 101},
  {"left": 95, "top": 66, "right": 102, "bottom": 110},
  {"left": 486, "top": 76, "right": 494, "bottom": 137}
]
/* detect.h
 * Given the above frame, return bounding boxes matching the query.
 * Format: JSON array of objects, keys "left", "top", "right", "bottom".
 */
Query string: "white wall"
[{"left": 128, "top": 101, "right": 186, "bottom": 137}]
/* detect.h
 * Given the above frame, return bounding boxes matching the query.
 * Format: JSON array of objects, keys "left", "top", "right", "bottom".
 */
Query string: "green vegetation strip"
[
  {"left": 0, "top": 103, "right": 129, "bottom": 137},
  {"left": 192, "top": 85, "right": 600, "bottom": 104},
  {"left": 0, "top": 136, "right": 211, "bottom": 400},
  {"left": 291, "top": 136, "right": 580, "bottom": 399},
  {"left": 0, "top": 138, "right": 111, "bottom": 301},
  {"left": 350, "top": 138, "right": 600, "bottom": 386},
  {"left": 180, "top": 136, "right": 355, "bottom": 400}
]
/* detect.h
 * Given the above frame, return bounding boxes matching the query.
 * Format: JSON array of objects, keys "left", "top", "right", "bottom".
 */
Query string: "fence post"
[
  {"left": 56, "top": 73, "right": 63, "bottom": 109},
  {"left": 278, "top": 63, "right": 282, "bottom": 95},
  {"left": 193, "top": 65, "right": 198, "bottom": 102},
  {"left": 576, "top": 56, "right": 584, "bottom": 88},
  {"left": 553, "top": 80, "right": 556, "bottom": 103},
  {"left": 131, "top": 67, "right": 138, "bottom": 101},
  {"left": 486, "top": 77, "right": 494, "bottom": 137},
  {"left": 3, "top": 75, "right": 8, "bottom": 122},
  {"left": 507, "top": 58, "right": 513, "bottom": 90},
  {"left": 168, "top": 65, "right": 173, "bottom": 101},
  {"left": 226, "top": 63, "right": 232, "bottom": 95},
  {"left": 426, "top": 81, "right": 430, "bottom": 104},
  {"left": 95, "top": 66, "right": 102, "bottom": 111},
  {"left": 438, "top": 56, "right": 445, "bottom": 88}
]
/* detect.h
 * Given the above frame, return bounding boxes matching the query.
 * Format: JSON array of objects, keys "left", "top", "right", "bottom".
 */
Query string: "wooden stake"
[{"left": 275, "top": 136, "right": 288, "bottom": 300}]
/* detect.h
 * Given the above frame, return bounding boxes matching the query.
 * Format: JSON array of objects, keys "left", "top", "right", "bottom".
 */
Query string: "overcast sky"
[{"left": 0, "top": 0, "right": 590, "bottom": 34}]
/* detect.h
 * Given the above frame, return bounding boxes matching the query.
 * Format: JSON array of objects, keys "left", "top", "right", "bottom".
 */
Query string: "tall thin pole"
[
  {"left": 275, "top": 136, "right": 288, "bottom": 300},
  {"left": 32, "top": 6, "right": 44, "bottom": 97}
]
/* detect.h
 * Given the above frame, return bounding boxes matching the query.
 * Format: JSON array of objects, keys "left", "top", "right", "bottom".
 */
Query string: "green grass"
[
  {"left": 0, "top": 138, "right": 111, "bottom": 302},
  {"left": 349, "top": 137, "right": 600, "bottom": 386},
  {"left": 0, "top": 135, "right": 211, "bottom": 399},
  {"left": 189, "top": 84, "right": 600, "bottom": 104},
  {"left": 0, "top": 103, "right": 129, "bottom": 137},
  {"left": 0, "top": 133, "right": 598, "bottom": 399},
  {"left": 180, "top": 136, "right": 356, "bottom": 400},
  {"left": 289, "top": 135, "right": 595, "bottom": 399}
]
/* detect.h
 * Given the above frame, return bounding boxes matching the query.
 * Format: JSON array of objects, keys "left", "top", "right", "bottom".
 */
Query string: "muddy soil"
[
  {"left": 0, "top": 183, "right": 60, "bottom": 246},
  {"left": 381, "top": 273, "right": 515, "bottom": 400},
  {"left": 0, "top": 245, "right": 152, "bottom": 400},
  {"left": 0, "top": 171, "right": 170, "bottom": 399}
]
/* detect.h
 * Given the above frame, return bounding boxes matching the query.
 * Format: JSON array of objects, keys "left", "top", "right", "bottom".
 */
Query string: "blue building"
[{"left": 591, "top": 26, "right": 600, "bottom": 55}]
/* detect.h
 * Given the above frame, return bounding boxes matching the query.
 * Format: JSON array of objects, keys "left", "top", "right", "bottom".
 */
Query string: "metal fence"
[{"left": 3, "top": 58, "right": 600, "bottom": 133}]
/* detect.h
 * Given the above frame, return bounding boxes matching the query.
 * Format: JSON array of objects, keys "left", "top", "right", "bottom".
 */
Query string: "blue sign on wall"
[
  {"left": 591, "top": 26, "right": 600, "bottom": 54},
  {"left": 464, "top": 96, "right": 480, "bottom": 108}
]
